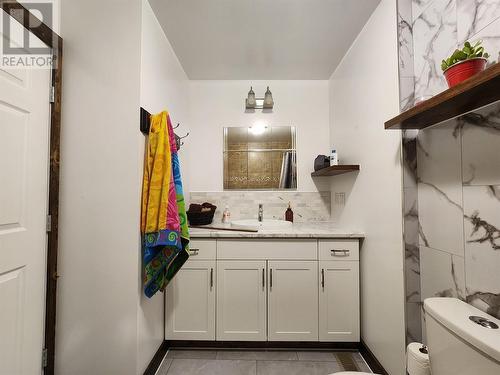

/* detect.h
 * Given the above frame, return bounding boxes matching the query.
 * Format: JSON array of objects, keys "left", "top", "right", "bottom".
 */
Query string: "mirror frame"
[{"left": 222, "top": 125, "right": 298, "bottom": 191}]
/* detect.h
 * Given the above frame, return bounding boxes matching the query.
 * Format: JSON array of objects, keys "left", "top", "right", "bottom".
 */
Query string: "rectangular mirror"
[{"left": 223, "top": 125, "right": 297, "bottom": 190}]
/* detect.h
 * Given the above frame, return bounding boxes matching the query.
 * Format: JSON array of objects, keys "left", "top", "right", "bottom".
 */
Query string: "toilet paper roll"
[{"left": 407, "top": 342, "right": 431, "bottom": 375}]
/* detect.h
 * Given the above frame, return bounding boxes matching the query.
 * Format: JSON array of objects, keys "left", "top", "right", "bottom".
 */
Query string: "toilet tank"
[{"left": 424, "top": 298, "right": 500, "bottom": 375}]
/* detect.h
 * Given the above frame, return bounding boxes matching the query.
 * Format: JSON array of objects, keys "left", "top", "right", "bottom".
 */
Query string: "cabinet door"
[
  {"left": 165, "top": 260, "right": 216, "bottom": 340},
  {"left": 268, "top": 261, "right": 318, "bottom": 341},
  {"left": 319, "top": 261, "right": 359, "bottom": 341},
  {"left": 217, "top": 260, "right": 267, "bottom": 341}
]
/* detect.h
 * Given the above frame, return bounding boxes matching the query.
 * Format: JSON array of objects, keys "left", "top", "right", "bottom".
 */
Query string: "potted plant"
[{"left": 441, "top": 40, "right": 489, "bottom": 87}]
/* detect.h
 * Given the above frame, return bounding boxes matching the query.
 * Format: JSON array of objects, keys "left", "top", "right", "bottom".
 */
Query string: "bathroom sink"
[{"left": 231, "top": 219, "right": 293, "bottom": 231}]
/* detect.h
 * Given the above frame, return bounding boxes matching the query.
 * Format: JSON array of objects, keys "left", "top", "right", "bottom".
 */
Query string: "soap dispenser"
[
  {"left": 222, "top": 205, "right": 231, "bottom": 225},
  {"left": 285, "top": 202, "right": 294, "bottom": 223}
]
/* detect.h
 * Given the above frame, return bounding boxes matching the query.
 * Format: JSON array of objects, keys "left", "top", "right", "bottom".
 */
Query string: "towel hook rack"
[
  {"left": 175, "top": 132, "right": 190, "bottom": 148},
  {"left": 140, "top": 107, "right": 188, "bottom": 150}
]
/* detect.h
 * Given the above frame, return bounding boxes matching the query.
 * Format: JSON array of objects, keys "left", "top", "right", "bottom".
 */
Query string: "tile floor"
[{"left": 156, "top": 349, "right": 373, "bottom": 375}]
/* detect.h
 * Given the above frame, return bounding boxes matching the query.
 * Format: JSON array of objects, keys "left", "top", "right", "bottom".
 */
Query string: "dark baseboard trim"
[
  {"left": 358, "top": 340, "right": 389, "bottom": 375},
  {"left": 167, "top": 340, "right": 359, "bottom": 350},
  {"left": 143, "top": 341, "right": 170, "bottom": 375}
]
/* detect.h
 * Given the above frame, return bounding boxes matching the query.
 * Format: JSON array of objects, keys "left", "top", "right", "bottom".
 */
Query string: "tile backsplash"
[
  {"left": 189, "top": 191, "right": 331, "bottom": 223},
  {"left": 397, "top": 0, "right": 500, "bottom": 344}
]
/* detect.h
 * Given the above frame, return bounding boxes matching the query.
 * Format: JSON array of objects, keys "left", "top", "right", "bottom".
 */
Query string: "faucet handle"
[{"left": 259, "top": 203, "right": 263, "bottom": 209}]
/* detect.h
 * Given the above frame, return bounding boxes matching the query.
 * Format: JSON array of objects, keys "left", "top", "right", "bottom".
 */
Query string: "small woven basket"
[{"left": 187, "top": 203, "right": 217, "bottom": 226}]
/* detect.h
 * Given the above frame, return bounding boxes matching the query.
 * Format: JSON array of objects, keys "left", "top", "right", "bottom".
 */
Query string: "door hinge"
[
  {"left": 49, "top": 86, "right": 55, "bottom": 103},
  {"left": 42, "top": 348, "right": 48, "bottom": 368},
  {"left": 46, "top": 215, "right": 52, "bottom": 232}
]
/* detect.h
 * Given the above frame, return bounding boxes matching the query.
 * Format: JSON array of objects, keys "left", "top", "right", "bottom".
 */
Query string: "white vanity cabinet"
[
  {"left": 268, "top": 260, "right": 318, "bottom": 341},
  {"left": 318, "top": 240, "right": 360, "bottom": 341},
  {"left": 165, "top": 241, "right": 216, "bottom": 340},
  {"left": 165, "top": 237, "right": 360, "bottom": 343},
  {"left": 216, "top": 239, "right": 317, "bottom": 341},
  {"left": 216, "top": 260, "right": 267, "bottom": 341}
]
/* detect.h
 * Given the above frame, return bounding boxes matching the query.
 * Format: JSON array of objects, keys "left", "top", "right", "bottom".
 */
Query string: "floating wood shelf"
[
  {"left": 385, "top": 62, "right": 500, "bottom": 130},
  {"left": 311, "top": 165, "right": 360, "bottom": 177}
]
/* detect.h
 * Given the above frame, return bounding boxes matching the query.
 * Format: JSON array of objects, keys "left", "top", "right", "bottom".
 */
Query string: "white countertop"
[{"left": 189, "top": 222, "right": 364, "bottom": 239}]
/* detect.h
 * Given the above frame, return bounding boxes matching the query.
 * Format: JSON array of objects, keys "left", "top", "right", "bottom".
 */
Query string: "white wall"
[
  {"left": 328, "top": 1, "right": 406, "bottom": 374},
  {"left": 137, "top": 1, "right": 190, "bottom": 373},
  {"left": 188, "top": 80, "right": 331, "bottom": 193},
  {"left": 57, "top": 0, "right": 143, "bottom": 374},
  {"left": 57, "top": 1, "right": 404, "bottom": 374}
]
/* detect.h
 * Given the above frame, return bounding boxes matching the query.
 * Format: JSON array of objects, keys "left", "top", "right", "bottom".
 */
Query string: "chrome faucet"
[{"left": 258, "top": 204, "right": 264, "bottom": 222}]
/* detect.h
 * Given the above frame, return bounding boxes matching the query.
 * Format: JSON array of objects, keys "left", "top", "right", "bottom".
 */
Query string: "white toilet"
[
  {"left": 336, "top": 297, "right": 500, "bottom": 375},
  {"left": 423, "top": 297, "right": 500, "bottom": 374}
]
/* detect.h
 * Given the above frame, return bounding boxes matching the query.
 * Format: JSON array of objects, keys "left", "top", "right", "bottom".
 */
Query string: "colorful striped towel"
[{"left": 141, "top": 111, "right": 189, "bottom": 298}]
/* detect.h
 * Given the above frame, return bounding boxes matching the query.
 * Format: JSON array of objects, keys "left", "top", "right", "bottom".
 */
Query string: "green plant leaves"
[
  {"left": 441, "top": 60, "right": 448, "bottom": 71},
  {"left": 454, "top": 49, "right": 468, "bottom": 60},
  {"left": 441, "top": 40, "right": 490, "bottom": 71}
]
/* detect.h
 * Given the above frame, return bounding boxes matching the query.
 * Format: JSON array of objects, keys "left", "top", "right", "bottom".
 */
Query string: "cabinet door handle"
[
  {"left": 270, "top": 269, "right": 273, "bottom": 289},
  {"left": 262, "top": 268, "right": 265, "bottom": 288},
  {"left": 210, "top": 268, "right": 213, "bottom": 288},
  {"left": 330, "top": 249, "right": 349, "bottom": 256},
  {"left": 321, "top": 268, "right": 325, "bottom": 289}
]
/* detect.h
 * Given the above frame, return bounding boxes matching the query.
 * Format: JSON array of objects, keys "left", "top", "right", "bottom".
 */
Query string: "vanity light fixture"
[
  {"left": 246, "top": 86, "right": 256, "bottom": 109},
  {"left": 263, "top": 86, "right": 274, "bottom": 109},
  {"left": 245, "top": 86, "right": 274, "bottom": 110}
]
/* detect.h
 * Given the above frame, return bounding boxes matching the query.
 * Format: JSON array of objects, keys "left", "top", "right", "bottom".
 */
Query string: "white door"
[
  {"left": 217, "top": 260, "right": 266, "bottom": 341},
  {"left": 165, "top": 260, "right": 216, "bottom": 340},
  {"left": 268, "top": 261, "right": 318, "bottom": 341},
  {"left": 0, "top": 14, "right": 52, "bottom": 375},
  {"left": 319, "top": 261, "right": 360, "bottom": 341}
]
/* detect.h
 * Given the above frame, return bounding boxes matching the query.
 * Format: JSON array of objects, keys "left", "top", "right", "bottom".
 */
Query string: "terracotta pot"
[{"left": 443, "top": 58, "right": 487, "bottom": 88}]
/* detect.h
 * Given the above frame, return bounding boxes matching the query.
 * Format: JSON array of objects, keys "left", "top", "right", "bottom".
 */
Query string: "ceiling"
[{"left": 149, "top": 0, "right": 380, "bottom": 80}]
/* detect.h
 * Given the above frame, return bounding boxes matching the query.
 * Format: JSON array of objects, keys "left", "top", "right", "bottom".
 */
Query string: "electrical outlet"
[{"left": 334, "top": 192, "right": 346, "bottom": 206}]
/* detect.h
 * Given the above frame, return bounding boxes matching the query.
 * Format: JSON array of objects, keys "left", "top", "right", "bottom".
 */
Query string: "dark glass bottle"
[{"left": 285, "top": 202, "right": 294, "bottom": 223}]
